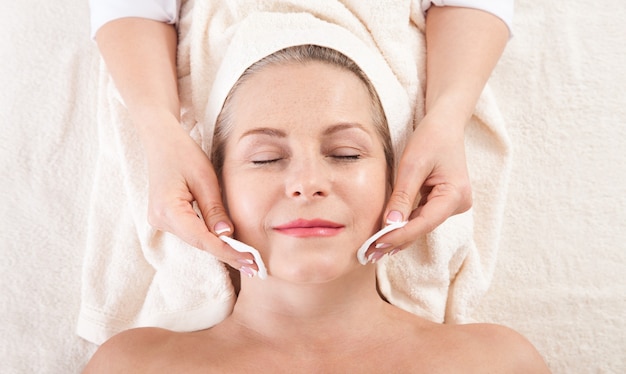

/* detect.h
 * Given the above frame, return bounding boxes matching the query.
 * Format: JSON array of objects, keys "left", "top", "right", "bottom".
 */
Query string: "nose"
[{"left": 285, "top": 156, "right": 330, "bottom": 200}]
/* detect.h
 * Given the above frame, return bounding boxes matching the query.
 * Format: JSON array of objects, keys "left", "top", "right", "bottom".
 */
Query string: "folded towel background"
[{"left": 1, "top": 0, "right": 624, "bottom": 373}]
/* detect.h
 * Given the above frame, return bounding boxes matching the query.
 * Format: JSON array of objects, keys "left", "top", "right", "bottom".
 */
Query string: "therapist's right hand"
[{"left": 140, "top": 115, "right": 257, "bottom": 272}]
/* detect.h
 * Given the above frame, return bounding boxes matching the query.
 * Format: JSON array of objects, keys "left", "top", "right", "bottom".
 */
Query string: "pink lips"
[{"left": 273, "top": 219, "right": 345, "bottom": 237}]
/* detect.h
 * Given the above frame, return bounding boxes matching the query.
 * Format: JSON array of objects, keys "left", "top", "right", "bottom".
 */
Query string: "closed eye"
[
  {"left": 327, "top": 146, "right": 363, "bottom": 161},
  {"left": 252, "top": 158, "right": 282, "bottom": 165},
  {"left": 329, "top": 154, "right": 361, "bottom": 162},
  {"left": 332, "top": 155, "right": 360, "bottom": 160},
  {"left": 249, "top": 149, "right": 287, "bottom": 165}
]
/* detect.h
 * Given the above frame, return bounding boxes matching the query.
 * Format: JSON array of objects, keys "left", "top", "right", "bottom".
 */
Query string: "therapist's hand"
[
  {"left": 95, "top": 19, "right": 258, "bottom": 274},
  {"left": 358, "top": 6, "right": 509, "bottom": 263},
  {"left": 141, "top": 115, "right": 257, "bottom": 272},
  {"left": 370, "top": 113, "right": 472, "bottom": 258}
]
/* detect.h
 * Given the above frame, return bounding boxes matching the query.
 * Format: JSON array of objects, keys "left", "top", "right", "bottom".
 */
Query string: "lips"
[{"left": 273, "top": 219, "right": 345, "bottom": 237}]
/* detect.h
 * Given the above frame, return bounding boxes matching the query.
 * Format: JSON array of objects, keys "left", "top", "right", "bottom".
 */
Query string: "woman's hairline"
[{"left": 211, "top": 44, "right": 394, "bottom": 180}]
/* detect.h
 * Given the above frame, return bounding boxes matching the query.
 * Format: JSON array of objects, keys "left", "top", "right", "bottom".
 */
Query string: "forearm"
[
  {"left": 95, "top": 18, "right": 180, "bottom": 138},
  {"left": 424, "top": 6, "right": 509, "bottom": 128}
]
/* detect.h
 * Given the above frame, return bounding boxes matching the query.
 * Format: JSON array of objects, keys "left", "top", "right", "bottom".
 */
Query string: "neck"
[{"left": 227, "top": 264, "right": 390, "bottom": 347}]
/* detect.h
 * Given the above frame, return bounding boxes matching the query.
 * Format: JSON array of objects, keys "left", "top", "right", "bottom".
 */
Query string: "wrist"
[
  {"left": 130, "top": 107, "right": 185, "bottom": 150},
  {"left": 420, "top": 103, "right": 470, "bottom": 134},
  {"left": 424, "top": 90, "right": 478, "bottom": 124}
]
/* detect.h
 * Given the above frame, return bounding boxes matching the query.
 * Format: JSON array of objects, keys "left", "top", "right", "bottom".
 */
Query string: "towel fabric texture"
[{"left": 77, "top": 0, "right": 510, "bottom": 344}]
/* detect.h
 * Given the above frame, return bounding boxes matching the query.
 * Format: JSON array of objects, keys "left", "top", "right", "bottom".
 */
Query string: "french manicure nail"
[
  {"left": 386, "top": 211, "right": 403, "bottom": 225},
  {"left": 214, "top": 221, "right": 231, "bottom": 235},
  {"left": 375, "top": 242, "right": 392, "bottom": 249},
  {"left": 240, "top": 266, "right": 255, "bottom": 278},
  {"left": 237, "top": 258, "right": 254, "bottom": 265},
  {"left": 367, "top": 250, "right": 385, "bottom": 264},
  {"left": 389, "top": 248, "right": 401, "bottom": 256}
]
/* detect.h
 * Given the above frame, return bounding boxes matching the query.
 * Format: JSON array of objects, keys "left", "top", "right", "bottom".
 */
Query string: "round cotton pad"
[
  {"left": 356, "top": 221, "right": 408, "bottom": 265},
  {"left": 219, "top": 235, "right": 268, "bottom": 280}
]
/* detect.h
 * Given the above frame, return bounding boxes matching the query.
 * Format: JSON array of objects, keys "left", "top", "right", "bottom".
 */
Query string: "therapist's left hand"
[{"left": 365, "top": 113, "right": 473, "bottom": 261}]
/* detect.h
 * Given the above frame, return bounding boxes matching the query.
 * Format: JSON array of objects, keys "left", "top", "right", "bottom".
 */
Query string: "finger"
[
  {"left": 357, "top": 221, "right": 406, "bottom": 264},
  {"left": 162, "top": 202, "right": 257, "bottom": 271},
  {"left": 384, "top": 152, "right": 432, "bottom": 225},
  {"left": 185, "top": 165, "right": 260, "bottom": 271},
  {"left": 375, "top": 183, "right": 466, "bottom": 252},
  {"left": 186, "top": 164, "right": 235, "bottom": 236}
]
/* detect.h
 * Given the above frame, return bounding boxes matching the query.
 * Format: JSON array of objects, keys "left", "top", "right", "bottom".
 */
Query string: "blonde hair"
[{"left": 211, "top": 44, "right": 393, "bottom": 178}]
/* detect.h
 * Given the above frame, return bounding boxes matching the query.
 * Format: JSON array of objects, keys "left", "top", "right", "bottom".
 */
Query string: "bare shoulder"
[
  {"left": 82, "top": 327, "right": 177, "bottom": 373},
  {"left": 454, "top": 323, "right": 552, "bottom": 373},
  {"left": 383, "top": 306, "right": 551, "bottom": 373}
]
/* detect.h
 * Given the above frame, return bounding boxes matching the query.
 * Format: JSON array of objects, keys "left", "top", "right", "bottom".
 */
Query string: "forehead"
[{"left": 228, "top": 61, "right": 375, "bottom": 134}]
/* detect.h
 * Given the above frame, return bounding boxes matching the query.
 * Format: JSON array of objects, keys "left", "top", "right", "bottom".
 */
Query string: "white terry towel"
[{"left": 78, "top": 0, "right": 510, "bottom": 345}]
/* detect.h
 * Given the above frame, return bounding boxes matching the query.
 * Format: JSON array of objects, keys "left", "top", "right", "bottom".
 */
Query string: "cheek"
[
  {"left": 343, "top": 161, "right": 388, "bottom": 220},
  {"left": 222, "top": 172, "right": 272, "bottom": 241}
]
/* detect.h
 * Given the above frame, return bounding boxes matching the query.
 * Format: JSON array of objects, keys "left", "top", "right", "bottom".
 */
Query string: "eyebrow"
[
  {"left": 239, "top": 127, "right": 287, "bottom": 140},
  {"left": 238, "top": 122, "right": 369, "bottom": 141},
  {"left": 322, "top": 122, "right": 369, "bottom": 136}
]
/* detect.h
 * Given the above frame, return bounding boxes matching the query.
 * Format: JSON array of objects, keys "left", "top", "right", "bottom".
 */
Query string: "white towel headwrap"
[{"left": 199, "top": 11, "right": 413, "bottom": 164}]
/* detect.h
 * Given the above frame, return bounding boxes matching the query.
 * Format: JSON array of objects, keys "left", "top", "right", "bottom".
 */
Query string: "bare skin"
[
  {"left": 93, "top": 6, "right": 510, "bottom": 269},
  {"left": 83, "top": 60, "right": 549, "bottom": 374},
  {"left": 85, "top": 297, "right": 549, "bottom": 373}
]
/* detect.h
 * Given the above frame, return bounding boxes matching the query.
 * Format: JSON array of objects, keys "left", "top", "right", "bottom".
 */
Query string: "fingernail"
[
  {"left": 386, "top": 211, "right": 403, "bottom": 225},
  {"left": 237, "top": 258, "right": 254, "bottom": 265},
  {"left": 214, "top": 221, "right": 231, "bottom": 235},
  {"left": 367, "top": 250, "right": 385, "bottom": 264},
  {"left": 375, "top": 242, "right": 392, "bottom": 249},
  {"left": 389, "top": 248, "right": 401, "bottom": 256},
  {"left": 240, "top": 266, "right": 255, "bottom": 278}
]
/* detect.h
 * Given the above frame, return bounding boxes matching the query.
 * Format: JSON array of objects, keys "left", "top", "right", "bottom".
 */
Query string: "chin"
[
  {"left": 279, "top": 268, "right": 344, "bottom": 285},
  {"left": 268, "top": 250, "right": 360, "bottom": 284}
]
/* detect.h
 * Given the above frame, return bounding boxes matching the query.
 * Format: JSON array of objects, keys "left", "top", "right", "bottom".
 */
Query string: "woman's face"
[{"left": 220, "top": 61, "right": 388, "bottom": 283}]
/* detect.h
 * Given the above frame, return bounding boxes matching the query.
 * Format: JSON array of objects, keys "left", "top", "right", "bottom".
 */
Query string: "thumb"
[
  {"left": 190, "top": 176, "right": 258, "bottom": 270},
  {"left": 384, "top": 157, "right": 430, "bottom": 225},
  {"left": 189, "top": 169, "right": 234, "bottom": 237}
]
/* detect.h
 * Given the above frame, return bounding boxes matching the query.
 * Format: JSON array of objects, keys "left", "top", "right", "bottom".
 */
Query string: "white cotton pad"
[
  {"left": 356, "top": 221, "right": 408, "bottom": 265},
  {"left": 219, "top": 235, "right": 268, "bottom": 280}
]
